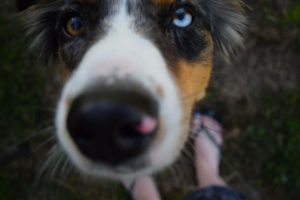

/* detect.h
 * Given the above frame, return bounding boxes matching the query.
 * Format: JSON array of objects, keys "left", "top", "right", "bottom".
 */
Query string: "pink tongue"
[{"left": 134, "top": 116, "right": 158, "bottom": 135}]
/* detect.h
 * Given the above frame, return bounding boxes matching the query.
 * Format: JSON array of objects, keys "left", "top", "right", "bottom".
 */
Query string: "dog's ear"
[
  {"left": 16, "top": 0, "right": 49, "bottom": 11},
  {"left": 201, "top": 0, "right": 247, "bottom": 56},
  {"left": 16, "top": 0, "right": 37, "bottom": 11}
]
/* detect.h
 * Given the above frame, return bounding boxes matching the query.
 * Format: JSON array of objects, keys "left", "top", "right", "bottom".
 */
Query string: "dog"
[{"left": 18, "top": 0, "right": 246, "bottom": 181}]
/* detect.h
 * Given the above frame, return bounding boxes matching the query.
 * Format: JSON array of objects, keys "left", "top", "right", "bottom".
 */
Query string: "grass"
[
  {"left": 264, "top": 0, "right": 300, "bottom": 25},
  {"left": 0, "top": 16, "right": 47, "bottom": 151},
  {"left": 221, "top": 90, "right": 300, "bottom": 200},
  {"left": 0, "top": 5, "right": 51, "bottom": 200}
]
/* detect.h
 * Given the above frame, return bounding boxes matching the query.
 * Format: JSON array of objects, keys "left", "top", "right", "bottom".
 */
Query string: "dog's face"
[{"left": 19, "top": 0, "right": 245, "bottom": 180}]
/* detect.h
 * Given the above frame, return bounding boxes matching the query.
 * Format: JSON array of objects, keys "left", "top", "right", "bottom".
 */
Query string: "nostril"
[
  {"left": 134, "top": 116, "right": 158, "bottom": 135},
  {"left": 114, "top": 115, "right": 158, "bottom": 149}
]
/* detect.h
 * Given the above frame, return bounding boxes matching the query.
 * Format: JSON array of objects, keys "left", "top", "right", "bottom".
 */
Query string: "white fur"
[{"left": 56, "top": 0, "right": 183, "bottom": 180}]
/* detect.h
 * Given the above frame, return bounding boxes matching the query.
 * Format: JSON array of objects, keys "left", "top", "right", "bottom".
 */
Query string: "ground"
[{"left": 0, "top": 0, "right": 299, "bottom": 199}]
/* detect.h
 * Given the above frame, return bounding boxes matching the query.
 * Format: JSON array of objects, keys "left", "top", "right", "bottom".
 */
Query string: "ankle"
[
  {"left": 123, "top": 176, "right": 161, "bottom": 200},
  {"left": 196, "top": 167, "right": 226, "bottom": 188},
  {"left": 196, "top": 160, "right": 219, "bottom": 175},
  {"left": 198, "top": 175, "right": 226, "bottom": 188}
]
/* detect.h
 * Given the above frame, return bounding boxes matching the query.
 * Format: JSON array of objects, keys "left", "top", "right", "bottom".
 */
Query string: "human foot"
[{"left": 191, "top": 112, "right": 226, "bottom": 188}]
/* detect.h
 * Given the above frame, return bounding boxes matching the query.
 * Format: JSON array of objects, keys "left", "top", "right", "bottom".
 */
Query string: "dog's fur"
[{"left": 18, "top": 0, "right": 246, "bottom": 180}]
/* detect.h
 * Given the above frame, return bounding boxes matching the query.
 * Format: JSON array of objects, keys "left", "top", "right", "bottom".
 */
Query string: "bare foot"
[{"left": 192, "top": 115, "right": 226, "bottom": 188}]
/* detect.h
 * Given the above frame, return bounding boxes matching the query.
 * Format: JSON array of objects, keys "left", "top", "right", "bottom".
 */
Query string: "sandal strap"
[
  {"left": 191, "top": 112, "right": 222, "bottom": 151},
  {"left": 201, "top": 124, "right": 222, "bottom": 151}
]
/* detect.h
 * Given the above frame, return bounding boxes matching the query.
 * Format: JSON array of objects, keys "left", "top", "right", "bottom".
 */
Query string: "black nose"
[{"left": 66, "top": 89, "right": 159, "bottom": 166}]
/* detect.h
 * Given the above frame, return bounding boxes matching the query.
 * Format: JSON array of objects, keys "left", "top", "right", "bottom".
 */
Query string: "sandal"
[{"left": 191, "top": 107, "right": 223, "bottom": 151}]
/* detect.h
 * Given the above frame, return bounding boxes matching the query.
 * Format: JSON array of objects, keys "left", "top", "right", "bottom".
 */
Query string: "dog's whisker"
[
  {"left": 177, "top": 154, "right": 192, "bottom": 182},
  {"left": 59, "top": 157, "right": 69, "bottom": 177},
  {"left": 50, "top": 154, "right": 64, "bottom": 178},
  {"left": 34, "top": 154, "right": 55, "bottom": 188},
  {"left": 175, "top": 157, "right": 186, "bottom": 179},
  {"left": 180, "top": 148, "right": 194, "bottom": 165},
  {"left": 59, "top": 156, "right": 73, "bottom": 180},
  {"left": 13, "top": 126, "right": 54, "bottom": 148},
  {"left": 35, "top": 145, "right": 62, "bottom": 187},
  {"left": 32, "top": 135, "right": 56, "bottom": 152},
  {"left": 167, "top": 163, "right": 182, "bottom": 187},
  {"left": 42, "top": 146, "right": 61, "bottom": 173}
]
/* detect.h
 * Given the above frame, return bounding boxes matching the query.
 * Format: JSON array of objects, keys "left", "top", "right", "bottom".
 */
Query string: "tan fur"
[
  {"left": 172, "top": 34, "right": 214, "bottom": 146},
  {"left": 174, "top": 35, "right": 213, "bottom": 109},
  {"left": 58, "top": 64, "right": 71, "bottom": 81},
  {"left": 174, "top": 59, "right": 213, "bottom": 143}
]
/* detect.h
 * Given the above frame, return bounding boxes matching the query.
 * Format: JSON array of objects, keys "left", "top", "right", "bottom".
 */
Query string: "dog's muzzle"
[
  {"left": 56, "top": 25, "right": 183, "bottom": 178},
  {"left": 66, "top": 80, "right": 159, "bottom": 166}
]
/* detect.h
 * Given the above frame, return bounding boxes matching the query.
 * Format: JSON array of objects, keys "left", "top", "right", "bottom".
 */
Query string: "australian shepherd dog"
[{"left": 18, "top": 0, "right": 246, "bottom": 181}]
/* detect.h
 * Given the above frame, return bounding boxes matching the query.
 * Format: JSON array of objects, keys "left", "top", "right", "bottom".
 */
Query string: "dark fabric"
[
  {"left": 127, "top": 194, "right": 134, "bottom": 200},
  {"left": 184, "top": 186, "right": 246, "bottom": 200}
]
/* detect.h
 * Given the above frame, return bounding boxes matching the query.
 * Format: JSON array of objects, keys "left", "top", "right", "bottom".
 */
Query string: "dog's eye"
[
  {"left": 66, "top": 16, "right": 84, "bottom": 37},
  {"left": 172, "top": 8, "right": 193, "bottom": 28}
]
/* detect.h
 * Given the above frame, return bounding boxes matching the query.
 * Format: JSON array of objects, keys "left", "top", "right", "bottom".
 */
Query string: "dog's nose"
[{"left": 66, "top": 89, "right": 158, "bottom": 166}]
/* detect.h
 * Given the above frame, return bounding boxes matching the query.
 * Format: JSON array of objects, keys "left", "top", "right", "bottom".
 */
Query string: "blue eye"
[
  {"left": 173, "top": 8, "right": 193, "bottom": 28},
  {"left": 66, "top": 16, "right": 84, "bottom": 36}
]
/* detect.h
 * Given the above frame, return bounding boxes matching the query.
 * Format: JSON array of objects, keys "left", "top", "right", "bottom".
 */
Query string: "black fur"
[
  {"left": 198, "top": 0, "right": 247, "bottom": 55},
  {"left": 128, "top": 0, "right": 209, "bottom": 63},
  {"left": 25, "top": 1, "right": 62, "bottom": 64},
  {"left": 16, "top": 0, "right": 36, "bottom": 11},
  {"left": 24, "top": 0, "right": 118, "bottom": 68}
]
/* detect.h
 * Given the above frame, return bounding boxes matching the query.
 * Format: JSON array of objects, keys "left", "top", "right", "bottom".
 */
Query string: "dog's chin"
[
  {"left": 68, "top": 150, "right": 178, "bottom": 181},
  {"left": 58, "top": 128, "right": 183, "bottom": 181}
]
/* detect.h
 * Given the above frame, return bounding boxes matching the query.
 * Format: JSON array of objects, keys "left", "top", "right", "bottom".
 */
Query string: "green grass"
[
  {"left": 0, "top": 6, "right": 49, "bottom": 200},
  {"left": 262, "top": 1, "right": 300, "bottom": 54},
  {"left": 223, "top": 91, "right": 300, "bottom": 199},
  {"left": 264, "top": 1, "right": 300, "bottom": 25},
  {"left": 0, "top": 16, "right": 47, "bottom": 151}
]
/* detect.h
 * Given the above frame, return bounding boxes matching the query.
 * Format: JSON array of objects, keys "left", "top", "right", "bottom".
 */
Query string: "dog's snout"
[{"left": 66, "top": 86, "right": 159, "bottom": 166}]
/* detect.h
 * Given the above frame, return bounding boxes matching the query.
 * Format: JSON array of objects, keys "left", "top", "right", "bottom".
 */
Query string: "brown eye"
[{"left": 66, "top": 16, "right": 84, "bottom": 36}]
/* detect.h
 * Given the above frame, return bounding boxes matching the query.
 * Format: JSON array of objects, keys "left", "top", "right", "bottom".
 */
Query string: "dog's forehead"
[
  {"left": 49, "top": 0, "right": 196, "bottom": 23},
  {"left": 75, "top": 0, "right": 176, "bottom": 4},
  {"left": 71, "top": 0, "right": 177, "bottom": 8},
  {"left": 151, "top": 0, "right": 175, "bottom": 5}
]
